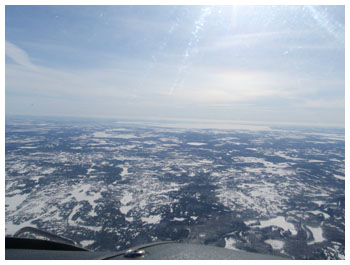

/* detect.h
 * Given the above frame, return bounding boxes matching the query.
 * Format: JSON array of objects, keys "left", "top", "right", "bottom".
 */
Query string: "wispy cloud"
[
  {"left": 5, "top": 41, "right": 37, "bottom": 70},
  {"left": 199, "top": 31, "right": 284, "bottom": 53},
  {"left": 302, "top": 98, "right": 345, "bottom": 109},
  {"left": 307, "top": 6, "right": 344, "bottom": 43}
]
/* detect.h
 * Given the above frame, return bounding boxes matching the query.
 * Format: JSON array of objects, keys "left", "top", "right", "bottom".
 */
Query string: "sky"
[{"left": 5, "top": 5, "right": 345, "bottom": 126}]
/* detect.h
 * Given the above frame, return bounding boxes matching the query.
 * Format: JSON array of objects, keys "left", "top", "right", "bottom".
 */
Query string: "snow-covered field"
[{"left": 5, "top": 118, "right": 344, "bottom": 259}]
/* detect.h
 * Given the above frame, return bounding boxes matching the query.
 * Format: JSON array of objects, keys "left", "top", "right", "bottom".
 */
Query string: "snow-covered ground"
[{"left": 5, "top": 118, "right": 344, "bottom": 259}]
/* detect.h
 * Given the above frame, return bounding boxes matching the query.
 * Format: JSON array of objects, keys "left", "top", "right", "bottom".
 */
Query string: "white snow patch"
[
  {"left": 86, "top": 168, "right": 96, "bottom": 174},
  {"left": 42, "top": 168, "right": 56, "bottom": 174},
  {"left": 71, "top": 184, "right": 90, "bottom": 201},
  {"left": 120, "top": 192, "right": 133, "bottom": 205},
  {"left": 68, "top": 204, "right": 84, "bottom": 226},
  {"left": 80, "top": 240, "right": 94, "bottom": 247},
  {"left": 307, "top": 226, "right": 325, "bottom": 244},
  {"left": 265, "top": 239, "right": 284, "bottom": 250},
  {"left": 141, "top": 214, "right": 162, "bottom": 224},
  {"left": 256, "top": 216, "right": 297, "bottom": 236},
  {"left": 198, "top": 159, "right": 213, "bottom": 164},
  {"left": 60, "top": 196, "right": 74, "bottom": 204},
  {"left": 6, "top": 189, "right": 22, "bottom": 196},
  {"left": 312, "top": 200, "right": 325, "bottom": 207},
  {"left": 120, "top": 166, "right": 129, "bottom": 178},
  {"left": 118, "top": 144, "right": 136, "bottom": 150},
  {"left": 71, "top": 183, "right": 102, "bottom": 208},
  {"left": 172, "top": 217, "right": 186, "bottom": 221},
  {"left": 236, "top": 156, "right": 295, "bottom": 177},
  {"left": 81, "top": 225, "right": 103, "bottom": 233},
  {"left": 244, "top": 220, "right": 258, "bottom": 226},
  {"left": 88, "top": 209, "right": 98, "bottom": 217},
  {"left": 125, "top": 217, "right": 134, "bottom": 222},
  {"left": 113, "top": 155, "right": 144, "bottom": 161},
  {"left": 274, "top": 151, "right": 303, "bottom": 161},
  {"left": 308, "top": 210, "right": 330, "bottom": 219},
  {"left": 30, "top": 175, "right": 44, "bottom": 182},
  {"left": 120, "top": 205, "right": 134, "bottom": 215},
  {"left": 333, "top": 174, "right": 345, "bottom": 180},
  {"left": 187, "top": 142, "right": 206, "bottom": 146},
  {"left": 246, "top": 147, "right": 258, "bottom": 151},
  {"left": 224, "top": 237, "right": 240, "bottom": 250},
  {"left": 6, "top": 193, "right": 29, "bottom": 212},
  {"left": 217, "top": 181, "right": 288, "bottom": 217},
  {"left": 93, "top": 131, "right": 137, "bottom": 139}
]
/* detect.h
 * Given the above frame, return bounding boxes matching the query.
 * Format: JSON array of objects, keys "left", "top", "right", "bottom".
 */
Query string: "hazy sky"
[{"left": 5, "top": 5, "right": 345, "bottom": 126}]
